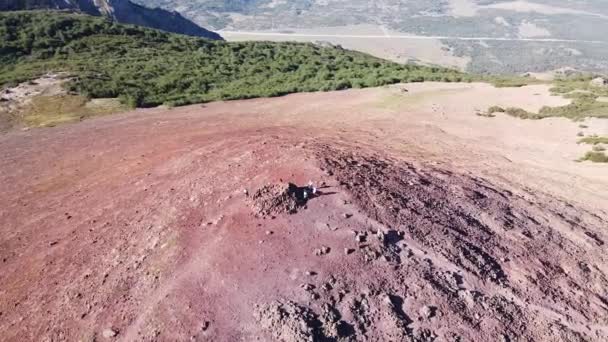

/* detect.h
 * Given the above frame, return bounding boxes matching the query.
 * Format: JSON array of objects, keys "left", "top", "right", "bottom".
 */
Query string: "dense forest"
[{"left": 0, "top": 11, "right": 468, "bottom": 107}]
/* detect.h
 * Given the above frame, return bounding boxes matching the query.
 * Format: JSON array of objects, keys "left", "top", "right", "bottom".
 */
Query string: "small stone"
[
  {"left": 344, "top": 248, "right": 354, "bottom": 255},
  {"left": 419, "top": 306, "right": 434, "bottom": 320},
  {"left": 305, "top": 271, "right": 317, "bottom": 276},
  {"left": 265, "top": 230, "right": 273, "bottom": 235},
  {"left": 243, "top": 189, "right": 249, "bottom": 196},
  {"left": 102, "top": 328, "right": 117, "bottom": 338},
  {"left": 314, "top": 246, "right": 331, "bottom": 256},
  {"left": 355, "top": 234, "right": 366, "bottom": 243},
  {"left": 343, "top": 213, "right": 352, "bottom": 219},
  {"left": 300, "top": 283, "right": 315, "bottom": 291}
]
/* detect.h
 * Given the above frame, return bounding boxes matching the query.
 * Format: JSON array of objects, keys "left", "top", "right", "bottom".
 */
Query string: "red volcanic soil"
[{"left": 1, "top": 91, "right": 608, "bottom": 341}]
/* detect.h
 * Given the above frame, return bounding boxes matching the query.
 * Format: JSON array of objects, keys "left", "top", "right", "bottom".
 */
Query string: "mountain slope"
[
  {"left": 0, "top": 0, "right": 222, "bottom": 40},
  {"left": 0, "top": 11, "right": 466, "bottom": 108},
  {"left": 135, "top": 0, "right": 608, "bottom": 74}
]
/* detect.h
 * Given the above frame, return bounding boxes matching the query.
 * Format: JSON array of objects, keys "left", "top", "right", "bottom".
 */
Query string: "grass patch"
[
  {"left": 578, "top": 135, "right": 608, "bottom": 145},
  {"left": 579, "top": 151, "right": 608, "bottom": 163},
  {"left": 592, "top": 145, "right": 606, "bottom": 152},
  {"left": 487, "top": 75, "right": 608, "bottom": 121},
  {"left": 486, "top": 76, "right": 608, "bottom": 120},
  {"left": 504, "top": 107, "right": 538, "bottom": 119},
  {"left": 487, "top": 106, "right": 505, "bottom": 114},
  {"left": 485, "top": 76, "right": 546, "bottom": 88},
  {"left": 477, "top": 105, "right": 505, "bottom": 117},
  {"left": 22, "top": 95, "right": 128, "bottom": 127},
  {"left": 541, "top": 76, "right": 608, "bottom": 120}
]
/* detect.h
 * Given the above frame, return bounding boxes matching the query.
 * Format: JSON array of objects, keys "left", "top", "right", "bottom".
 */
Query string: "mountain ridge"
[{"left": 0, "top": 0, "right": 222, "bottom": 40}]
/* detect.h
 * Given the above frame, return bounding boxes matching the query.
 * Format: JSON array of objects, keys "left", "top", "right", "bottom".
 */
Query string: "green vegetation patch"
[
  {"left": 592, "top": 145, "right": 606, "bottom": 152},
  {"left": 485, "top": 75, "right": 608, "bottom": 121},
  {"left": 485, "top": 76, "right": 546, "bottom": 88},
  {"left": 23, "top": 95, "right": 128, "bottom": 127},
  {"left": 578, "top": 135, "right": 608, "bottom": 145},
  {"left": 0, "top": 11, "right": 468, "bottom": 108},
  {"left": 543, "top": 76, "right": 608, "bottom": 120},
  {"left": 579, "top": 151, "right": 608, "bottom": 163},
  {"left": 487, "top": 106, "right": 505, "bottom": 114},
  {"left": 504, "top": 107, "right": 539, "bottom": 119}
]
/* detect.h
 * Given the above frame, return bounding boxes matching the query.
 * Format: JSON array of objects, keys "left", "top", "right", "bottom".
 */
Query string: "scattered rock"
[
  {"left": 419, "top": 305, "right": 436, "bottom": 320},
  {"left": 300, "top": 283, "right": 315, "bottom": 291},
  {"left": 202, "top": 321, "right": 210, "bottom": 331},
  {"left": 250, "top": 183, "right": 311, "bottom": 216},
  {"left": 314, "top": 246, "right": 331, "bottom": 256},
  {"left": 590, "top": 77, "right": 608, "bottom": 88},
  {"left": 254, "top": 301, "right": 321, "bottom": 342},
  {"left": 355, "top": 233, "right": 367, "bottom": 243},
  {"left": 102, "top": 328, "right": 118, "bottom": 338}
]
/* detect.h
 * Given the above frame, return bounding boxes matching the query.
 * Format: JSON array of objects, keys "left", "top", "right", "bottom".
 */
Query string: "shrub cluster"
[{"left": 0, "top": 11, "right": 468, "bottom": 107}]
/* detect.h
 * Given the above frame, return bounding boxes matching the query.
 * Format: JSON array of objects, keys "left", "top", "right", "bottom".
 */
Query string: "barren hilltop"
[{"left": 1, "top": 7, "right": 608, "bottom": 342}]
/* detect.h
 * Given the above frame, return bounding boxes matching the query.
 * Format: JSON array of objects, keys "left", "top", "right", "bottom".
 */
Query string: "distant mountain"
[{"left": 0, "top": 0, "right": 223, "bottom": 40}]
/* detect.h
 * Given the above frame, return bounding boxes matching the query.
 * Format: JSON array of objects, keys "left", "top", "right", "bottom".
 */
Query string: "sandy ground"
[{"left": 0, "top": 83, "right": 607, "bottom": 341}]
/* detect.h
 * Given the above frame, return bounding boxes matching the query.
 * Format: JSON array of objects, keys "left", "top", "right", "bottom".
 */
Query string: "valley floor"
[{"left": 0, "top": 83, "right": 607, "bottom": 341}]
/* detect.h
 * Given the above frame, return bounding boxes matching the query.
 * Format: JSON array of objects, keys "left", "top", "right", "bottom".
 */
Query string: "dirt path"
[{"left": 0, "top": 83, "right": 607, "bottom": 341}]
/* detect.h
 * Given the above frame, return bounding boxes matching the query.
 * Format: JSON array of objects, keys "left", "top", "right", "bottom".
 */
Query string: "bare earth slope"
[{"left": 0, "top": 83, "right": 607, "bottom": 341}]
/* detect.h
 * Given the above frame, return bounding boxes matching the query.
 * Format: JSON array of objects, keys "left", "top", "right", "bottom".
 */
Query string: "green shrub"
[
  {"left": 592, "top": 145, "right": 606, "bottom": 152},
  {"left": 504, "top": 107, "right": 536, "bottom": 119},
  {"left": 579, "top": 151, "right": 608, "bottom": 163},
  {"left": 578, "top": 135, "right": 608, "bottom": 145},
  {"left": 487, "top": 106, "right": 505, "bottom": 114}
]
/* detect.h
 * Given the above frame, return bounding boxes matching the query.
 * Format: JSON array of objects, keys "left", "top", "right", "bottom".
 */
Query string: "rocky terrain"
[
  {"left": 0, "top": 0, "right": 222, "bottom": 39},
  {"left": 0, "top": 83, "right": 607, "bottom": 341}
]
